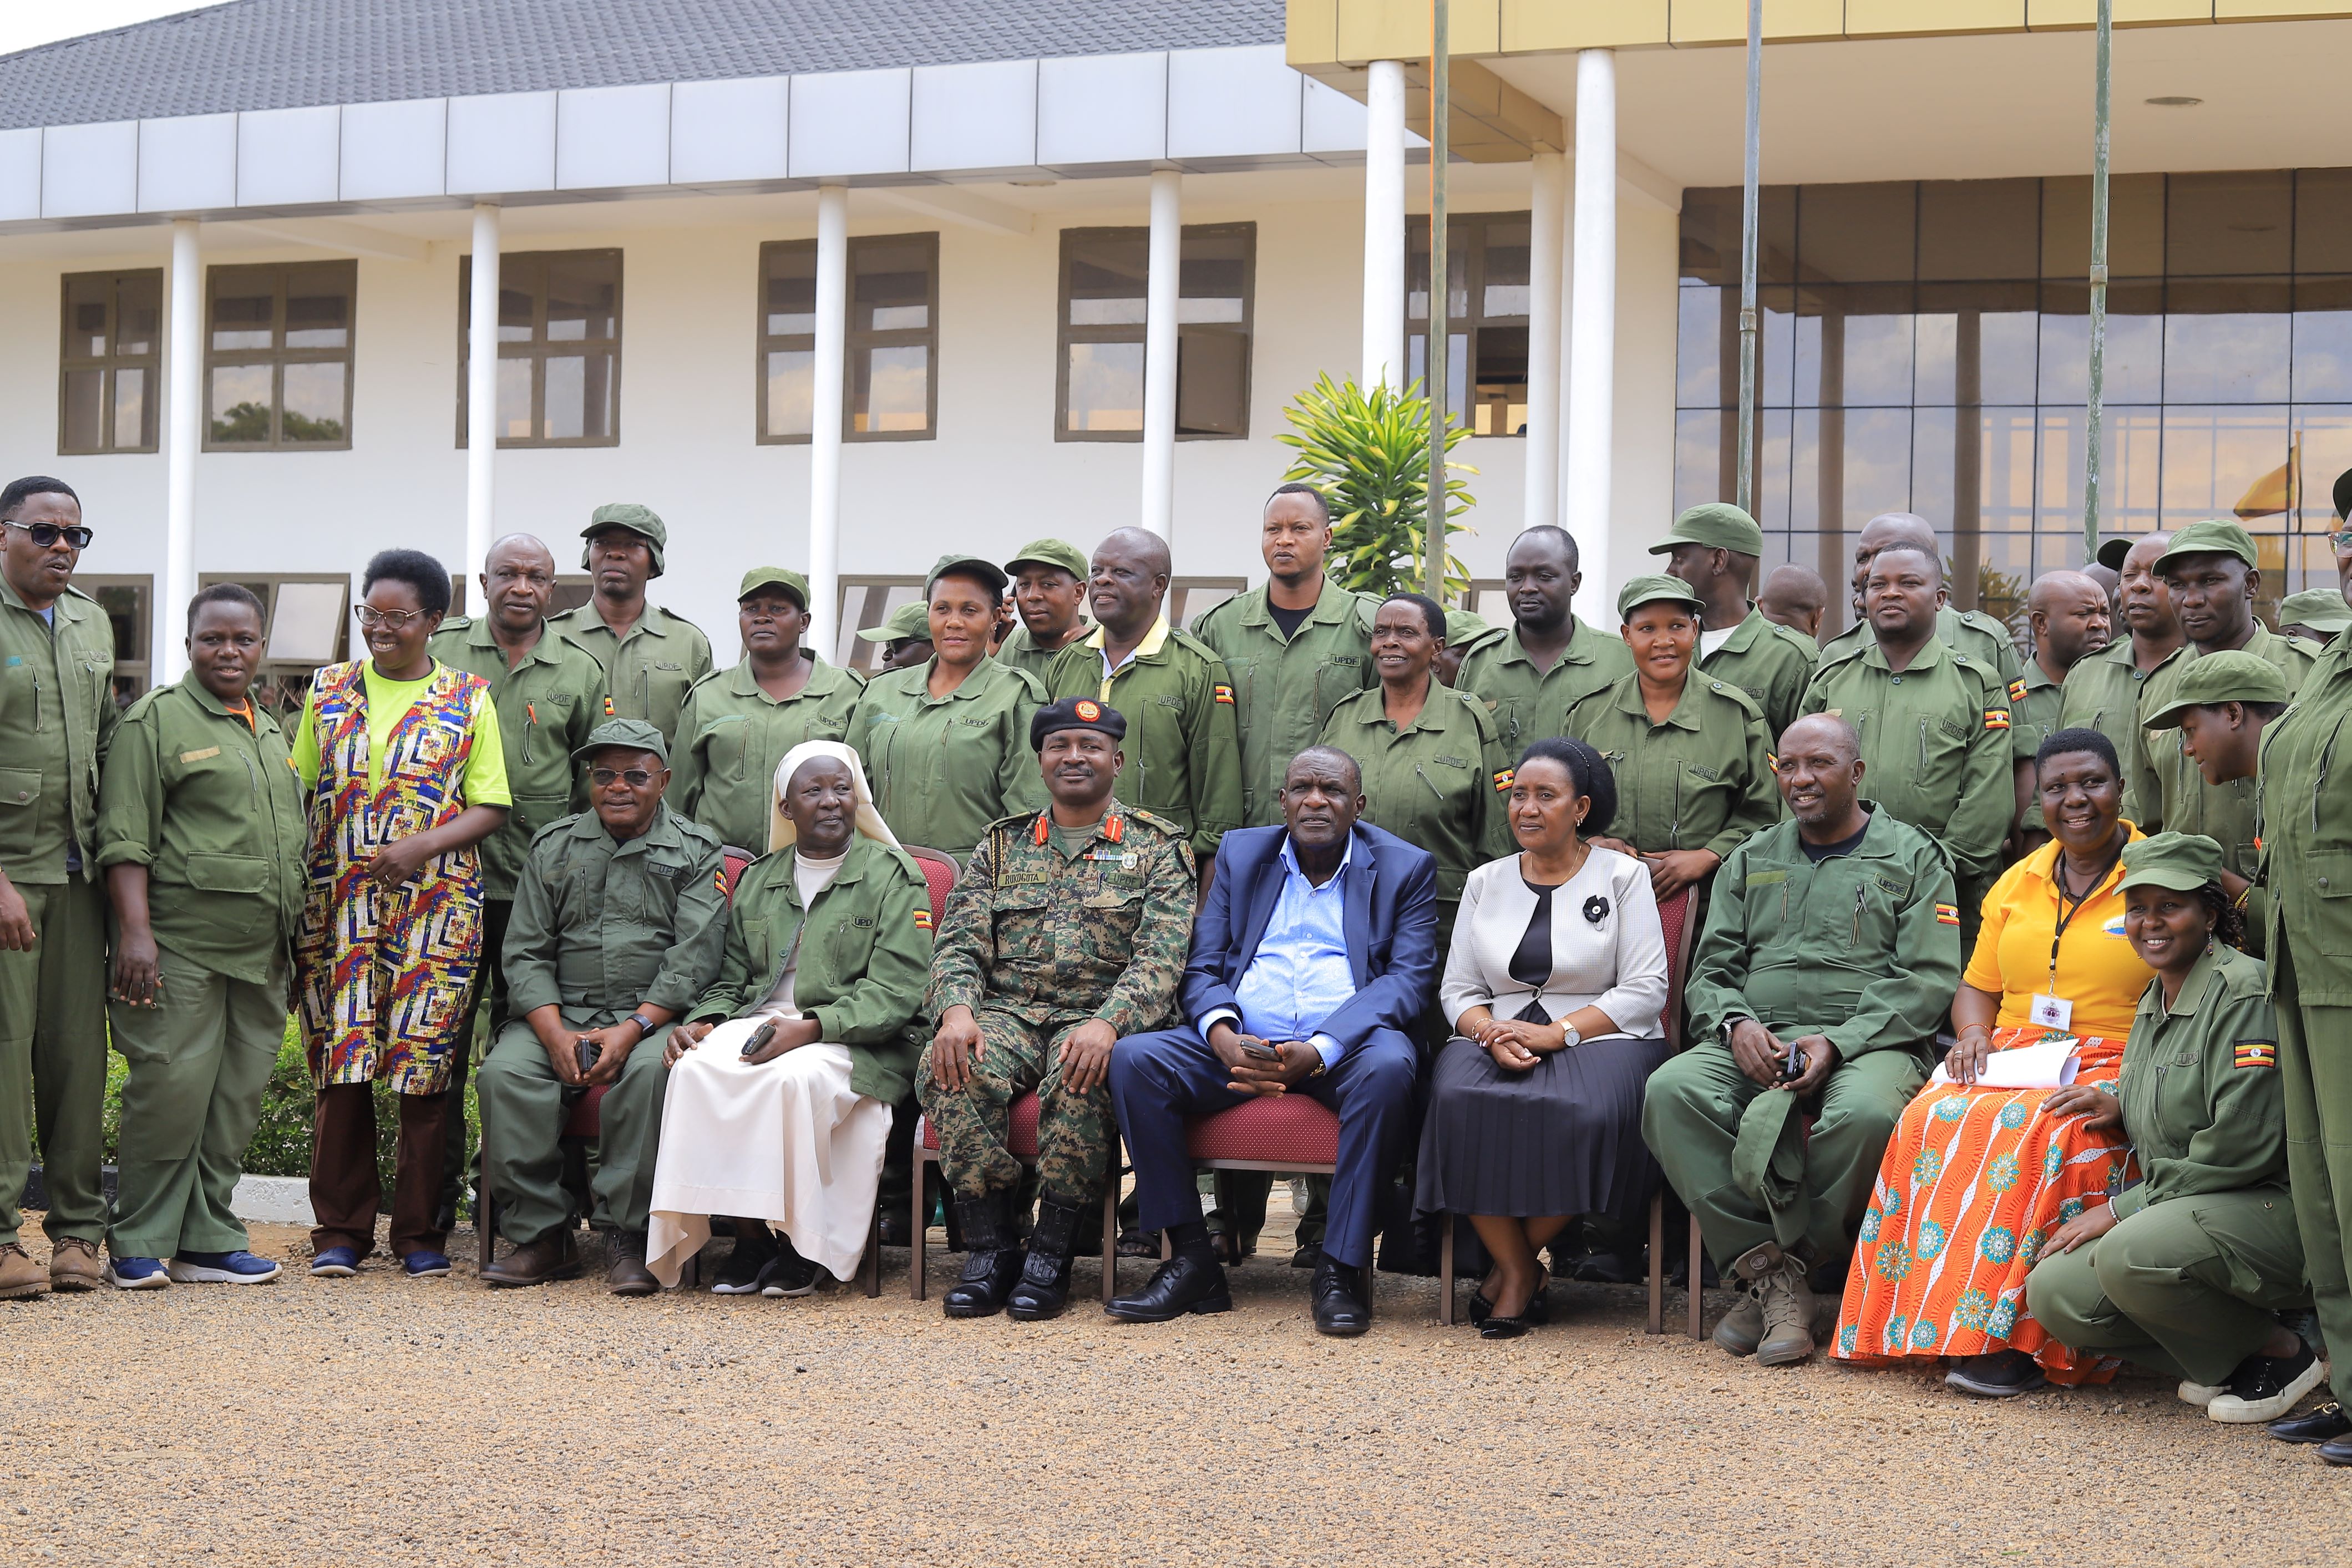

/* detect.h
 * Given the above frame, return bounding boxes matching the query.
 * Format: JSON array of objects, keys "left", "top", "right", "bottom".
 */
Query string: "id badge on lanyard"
[{"left": 2029, "top": 992, "right": 2074, "bottom": 1031}]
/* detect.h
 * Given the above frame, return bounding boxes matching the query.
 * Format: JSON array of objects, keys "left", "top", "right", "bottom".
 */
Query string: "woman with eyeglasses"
[{"left": 290, "top": 549, "right": 510, "bottom": 1281}]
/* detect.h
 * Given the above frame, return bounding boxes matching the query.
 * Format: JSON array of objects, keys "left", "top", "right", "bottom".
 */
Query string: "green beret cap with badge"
[
  {"left": 737, "top": 566, "right": 809, "bottom": 608},
  {"left": 856, "top": 601, "right": 932, "bottom": 643},
  {"left": 1002, "top": 539, "right": 1089, "bottom": 581},
  {"left": 581, "top": 502, "right": 668, "bottom": 577},
  {"left": 575, "top": 717, "right": 670, "bottom": 767},
  {"left": 2277, "top": 587, "right": 2352, "bottom": 637},
  {"left": 1616, "top": 572, "right": 1708, "bottom": 621},
  {"left": 1651, "top": 502, "right": 1766, "bottom": 559},
  {"left": 2153, "top": 518, "right": 2258, "bottom": 574},
  {"left": 1030, "top": 696, "right": 1126, "bottom": 752},
  {"left": 2142, "top": 650, "right": 2290, "bottom": 728},
  {"left": 2118, "top": 831, "right": 2228, "bottom": 893}
]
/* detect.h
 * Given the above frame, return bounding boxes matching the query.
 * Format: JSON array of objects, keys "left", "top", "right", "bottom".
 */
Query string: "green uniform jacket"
[
  {"left": 1567, "top": 671, "right": 1781, "bottom": 860},
  {"left": 0, "top": 579, "right": 118, "bottom": 884},
  {"left": 1045, "top": 619, "right": 1243, "bottom": 860},
  {"left": 1699, "top": 607, "right": 1819, "bottom": 743},
  {"left": 1800, "top": 635, "right": 2013, "bottom": 878},
  {"left": 2135, "top": 625, "right": 2318, "bottom": 876},
  {"left": 93, "top": 677, "right": 307, "bottom": 983},
  {"left": 2056, "top": 635, "right": 2176, "bottom": 825},
  {"left": 2257, "top": 632, "right": 2352, "bottom": 1003},
  {"left": 427, "top": 616, "right": 611, "bottom": 901},
  {"left": 847, "top": 656, "right": 1047, "bottom": 861},
  {"left": 926, "top": 803, "right": 1196, "bottom": 1033},
  {"left": 1452, "top": 616, "right": 1635, "bottom": 753},
  {"left": 1189, "top": 582, "right": 1378, "bottom": 826},
  {"left": 546, "top": 600, "right": 714, "bottom": 748},
  {"left": 671, "top": 658, "right": 865, "bottom": 855},
  {"left": 1820, "top": 604, "right": 2024, "bottom": 687},
  {"left": 2009, "top": 658, "right": 2067, "bottom": 834},
  {"left": 685, "top": 835, "right": 932, "bottom": 1105},
  {"left": 1319, "top": 681, "right": 1512, "bottom": 906},
  {"left": 995, "top": 623, "right": 1087, "bottom": 684},
  {"left": 1684, "top": 808, "right": 1961, "bottom": 1061},
  {"left": 502, "top": 805, "right": 731, "bottom": 1023},
  {"left": 2112, "top": 945, "right": 2288, "bottom": 1220}
]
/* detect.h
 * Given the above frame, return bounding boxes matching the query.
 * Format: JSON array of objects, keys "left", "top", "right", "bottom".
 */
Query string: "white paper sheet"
[{"left": 1928, "top": 1036, "right": 2082, "bottom": 1090}]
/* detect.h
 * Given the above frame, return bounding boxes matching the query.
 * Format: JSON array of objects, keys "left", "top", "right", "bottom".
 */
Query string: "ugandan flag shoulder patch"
[
  {"left": 2008, "top": 678, "right": 2029, "bottom": 703},
  {"left": 2234, "top": 1039, "right": 2278, "bottom": 1070},
  {"left": 1212, "top": 683, "right": 1235, "bottom": 706},
  {"left": 1934, "top": 902, "right": 1961, "bottom": 926},
  {"left": 1983, "top": 708, "right": 2011, "bottom": 731},
  {"left": 913, "top": 907, "right": 934, "bottom": 931},
  {"left": 1492, "top": 768, "right": 1515, "bottom": 792},
  {"left": 602, "top": 695, "right": 616, "bottom": 717}
]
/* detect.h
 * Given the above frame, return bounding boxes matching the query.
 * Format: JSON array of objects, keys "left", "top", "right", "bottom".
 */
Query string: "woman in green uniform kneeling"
[
  {"left": 848, "top": 555, "right": 1046, "bottom": 861},
  {"left": 96, "top": 585, "right": 309, "bottom": 1287},
  {"left": 2025, "top": 831, "right": 2322, "bottom": 1423},
  {"left": 1319, "top": 592, "right": 1511, "bottom": 947}
]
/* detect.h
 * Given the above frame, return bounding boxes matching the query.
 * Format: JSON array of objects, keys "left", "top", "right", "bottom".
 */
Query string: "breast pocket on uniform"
[
  {"left": 991, "top": 885, "right": 1055, "bottom": 960},
  {"left": 1078, "top": 883, "right": 1147, "bottom": 945}
]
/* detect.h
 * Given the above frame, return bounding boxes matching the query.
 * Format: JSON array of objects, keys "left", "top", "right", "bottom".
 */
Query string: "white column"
[
  {"left": 1140, "top": 168, "right": 1182, "bottom": 542},
  {"left": 808, "top": 182, "right": 849, "bottom": 658},
  {"left": 1361, "top": 59, "right": 1407, "bottom": 392},
  {"left": 1565, "top": 48, "right": 1616, "bottom": 605},
  {"left": 158, "top": 218, "right": 201, "bottom": 683},
  {"left": 1524, "top": 150, "right": 1567, "bottom": 534},
  {"left": 465, "top": 202, "right": 500, "bottom": 592}
]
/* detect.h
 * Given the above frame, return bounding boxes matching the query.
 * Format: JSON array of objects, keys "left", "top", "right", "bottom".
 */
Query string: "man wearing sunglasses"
[{"left": 0, "top": 475, "right": 118, "bottom": 1300}]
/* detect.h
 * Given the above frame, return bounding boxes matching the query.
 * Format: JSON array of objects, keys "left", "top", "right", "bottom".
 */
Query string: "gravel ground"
[{"left": 4, "top": 1200, "right": 2346, "bottom": 1568}]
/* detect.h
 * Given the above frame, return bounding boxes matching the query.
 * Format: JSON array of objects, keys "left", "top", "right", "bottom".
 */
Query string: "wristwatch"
[
  {"left": 1560, "top": 1024, "right": 1583, "bottom": 1051},
  {"left": 625, "top": 1012, "right": 656, "bottom": 1041}
]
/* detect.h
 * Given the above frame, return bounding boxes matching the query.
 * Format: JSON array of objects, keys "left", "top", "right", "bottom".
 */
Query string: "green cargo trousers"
[
  {"left": 0, "top": 877, "right": 109, "bottom": 1246},
  {"left": 2272, "top": 941, "right": 2352, "bottom": 1403},
  {"left": 916, "top": 1009, "right": 1114, "bottom": 1204},
  {"left": 2024, "top": 1189, "right": 2308, "bottom": 1385},
  {"left": 478, "top": 1014, "right": 670, "bottom": 1245},
  {"left": 1641, "top": 1042, "right": 1925, "bottom": 1271},
  {"left": 106, "top": 946, "right": 288, "bottom": 1258}
]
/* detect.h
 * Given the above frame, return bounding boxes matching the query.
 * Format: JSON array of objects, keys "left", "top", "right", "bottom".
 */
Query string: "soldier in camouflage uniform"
[{"left": 920, "top": 697, "right": 1196, "bottom": 1321}]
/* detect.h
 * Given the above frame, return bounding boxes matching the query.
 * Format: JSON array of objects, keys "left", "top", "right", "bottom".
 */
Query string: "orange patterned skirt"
[{"left": 1833, "top": 1028, "right": 2136, "bottom": 1383}]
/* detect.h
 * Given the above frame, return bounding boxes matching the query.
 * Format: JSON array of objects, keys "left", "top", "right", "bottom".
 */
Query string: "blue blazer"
[{"left": 1179, "top": 821, "right": 1440, "bottom": 1058}]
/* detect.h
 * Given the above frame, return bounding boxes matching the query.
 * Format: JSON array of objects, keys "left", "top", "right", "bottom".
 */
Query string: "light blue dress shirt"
[{"left": 1198, "top": 837, "right": 1357, "bottom": 1065}]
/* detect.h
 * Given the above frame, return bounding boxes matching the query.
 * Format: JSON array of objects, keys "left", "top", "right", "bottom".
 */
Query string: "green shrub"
[{"left": 1276, "top": 373, "right": 1476, "bottom": 602}]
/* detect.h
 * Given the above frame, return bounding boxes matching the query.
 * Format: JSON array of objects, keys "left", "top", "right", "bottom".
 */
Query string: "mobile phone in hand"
[
  {"left": 1781, "top": 1043, "right": 1808, "bottom": 1083},
  {"left": 1238, "top": 1034, "right": 1283, "bottom": 1063},
  {"left": 740, "top": 1019, "right": 778, "bottom": 1058}
]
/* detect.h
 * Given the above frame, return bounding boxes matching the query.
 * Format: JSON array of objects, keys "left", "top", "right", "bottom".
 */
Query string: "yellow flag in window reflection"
[{"left": 2234, "top": 435, "right": 2300, "bottom": 520}]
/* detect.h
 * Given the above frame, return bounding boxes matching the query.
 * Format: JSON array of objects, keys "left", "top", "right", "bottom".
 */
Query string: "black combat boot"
[
  {"left": 1006, "top": 1190, "right": 1087, "bottom": 1321},
  {"left": 942, "top": 1191, "right": 1022, "bottom": 1318}
]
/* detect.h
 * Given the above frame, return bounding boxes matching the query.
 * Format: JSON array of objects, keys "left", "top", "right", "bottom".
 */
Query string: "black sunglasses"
[
  {"left": 590, "top": 768, "right": 660, "bottom": 788},
  {"left": 4, "top": 520, "right": 94, "bottom": 550}
]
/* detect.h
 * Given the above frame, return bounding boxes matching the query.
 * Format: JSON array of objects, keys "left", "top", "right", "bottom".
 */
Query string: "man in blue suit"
[{"left": 1105, "top": 745, "right": 1438, "bottom": 1335}]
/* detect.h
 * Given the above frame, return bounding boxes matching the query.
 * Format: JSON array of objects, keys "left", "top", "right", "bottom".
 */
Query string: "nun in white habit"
[{"left": 646, "top": 740, "right": 937, "bottom": 1293}]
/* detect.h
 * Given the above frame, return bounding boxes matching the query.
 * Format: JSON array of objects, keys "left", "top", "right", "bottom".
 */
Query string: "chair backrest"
[
  {"left": 1653, "top": 882, "right": 1696, "bottom": 1054},
  {"left": 720, "top": 845, "right": 758, "bottom": 902},
  {"left": 901, "top": 845, "right": 958, "bottom": 930}
]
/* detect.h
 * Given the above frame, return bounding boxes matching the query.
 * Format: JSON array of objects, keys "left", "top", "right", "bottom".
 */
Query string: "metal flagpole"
[
  {"left": 1426, "top": 0, "right": 1451, "bottom": 600},
  {"left": 2084, "top": 0, "right": 2111, "bottom": 563},
  {"left": 1736, "top": 0, "right": 1761, "bottom": 515}
]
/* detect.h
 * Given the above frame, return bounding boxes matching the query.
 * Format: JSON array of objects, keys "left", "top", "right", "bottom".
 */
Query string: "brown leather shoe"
[
  {"left": 0, "top": 1242, "right": 45, "bottom": 1299},
  {"left": 606, "top": 1232, "right": 657, "bottom": 1297},
  {"left": 48, "top": 1236, "right": 103, "bottom": 1293},
  {"left": 479, "top": 1229, "right": 581, "bottom": 1287}
]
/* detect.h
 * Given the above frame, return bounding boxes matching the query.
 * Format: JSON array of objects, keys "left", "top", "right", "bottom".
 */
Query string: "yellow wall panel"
[
  {"left": 1670, "top": 0, "right": 1846, "bottom": 44},
  {"left": 1288, "top": 0, "right": 1341, "bottom": 65},
  {"left": 1498, "top": 0, "right": 1671, "bottom": 52},
  {"left": 2026, "top": 2, "right": 2212, "bottom": 24},
  {"left": 1847, "top": 1, "right": 2027, "bottom": 34},
  {"left": 1334, "top": 0, "right": 1501, "bottom": 60},
  {"left": 2215, "top": 1, "right": 2352, "bottom": 18}
]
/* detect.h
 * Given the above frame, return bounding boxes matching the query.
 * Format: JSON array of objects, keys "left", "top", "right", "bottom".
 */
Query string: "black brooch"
[{"left": 1583, "top": 895, "right": 1610, "bottom": 926}]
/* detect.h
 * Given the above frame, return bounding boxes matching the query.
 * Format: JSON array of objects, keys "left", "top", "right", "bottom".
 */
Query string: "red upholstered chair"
[
  {"left": 1169, "top": 1081, "right": 1363, "bottom": 1315},
  {"left": 1434, "top": 881, "right": 1700, "bottom": 1329}
]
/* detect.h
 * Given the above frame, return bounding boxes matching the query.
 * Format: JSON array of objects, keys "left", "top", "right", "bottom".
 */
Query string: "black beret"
[{"left": 1030, "top": 696, "right": 1126, "bottom": 751}]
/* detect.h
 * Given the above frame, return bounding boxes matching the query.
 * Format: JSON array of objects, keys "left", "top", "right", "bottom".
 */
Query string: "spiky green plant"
[{"left": 1275, "top": 373, "right": 1476, "bottom": 602}]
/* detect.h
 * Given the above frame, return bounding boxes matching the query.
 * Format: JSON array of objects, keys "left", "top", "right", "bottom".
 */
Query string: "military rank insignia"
[
  {"left": 2008, "top": 678, "right": 2029, "bottom": 703},
  {"left": 1934, "top": 902, "right": 1960, "bottom": 926},
  {"left": 1983, "top": 708, "right": 2011, "bottom": 731},
  {"left": 1213, "top": 684, "right": 1235, "bottom": 705},
  {"left": 1492, "top": 768, "right": 1514, "bottom": 791},
  {"left": 2234, "top": 1039, "right": 2277, "bottom": 1069}
]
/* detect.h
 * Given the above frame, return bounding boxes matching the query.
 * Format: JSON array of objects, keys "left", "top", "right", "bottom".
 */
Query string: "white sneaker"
[{"left": 2177, "top": 1379, "right": 2226, "bottom": 1408}]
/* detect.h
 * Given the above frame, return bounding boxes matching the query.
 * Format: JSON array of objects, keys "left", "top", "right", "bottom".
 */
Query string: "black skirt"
[{"left": 1413, "top": 1033, "right": 1671, "bottom": 1220}]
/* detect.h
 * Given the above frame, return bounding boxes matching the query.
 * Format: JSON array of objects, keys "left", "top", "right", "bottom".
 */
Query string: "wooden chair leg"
[
  {"left": 1686, "top": 1211, "right": 1705, "bottom": 1339},
  {"left": 1099, "top": 1183, "right": 1118, "bottom": 1304},
  {"left": 1646, "top": 1189, "right": 1665, "bottom": 1336},
  {"left": 1439, "top": 1216, "right": 1455, "bottom": 1326},
  {"left": 860, "top": 1206, "right": 881, "bottom": 1298}
]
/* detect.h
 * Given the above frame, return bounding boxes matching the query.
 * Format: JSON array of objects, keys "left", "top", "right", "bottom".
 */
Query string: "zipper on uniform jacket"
[
  {"left": 29, "top": 675, "right": 42, "bottom": 733},
  {"left": 2315, "top": 712, "right": 2350, "bottom": 834},
  {"left": 1851, "top": 885, "right": 1866, "bottom": 947},
  {"left": 1917, "top": 716, "right": 1930, "bottom": 772}
]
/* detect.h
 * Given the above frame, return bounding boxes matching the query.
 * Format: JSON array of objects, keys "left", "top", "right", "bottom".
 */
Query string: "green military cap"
[
  {"left": 928, "top": 552, "right": 1010, "bottom": 600},
  {"left": 575, "top": 717, "right": 669, "bottom": 766},
  {"left": 2335, "top": 465, "right": 2352, "bottom": 522},
  {"left": 1651, "top": 501, "right": 1765, "bottom": 558},
  {"left": 855, "top": 600, "right": 931, "bottom": 643},
  {"left": 582, "top": 502, "right": 668, "bottom": 577},
  {"left": 2277, "top": 587, "right": 2352, "bottom": 637},
  {"left": 2153, "top": 517, "right": 2258, "bottom": 573},
  {"left": 2118, "top": 830, "right": 2228, "bottom": 894},
  {"left": 1444, "top": 608, "right": 1489, "bottom": 645},
  {"left": 737, "top": 566, "right": 809, "bottom": 608},
  {"left": 1616, "top": 572, "right": 1707, "bottom": 621},
  {"left": 1003, "top": 538, "right": 1089, "bottom": 580},
  {"left": 2143, "top": 649, "right": 2291, "bottom": 728},
  {"left": 2095, "top": 536, "right": 2134, "bottom": 572}
]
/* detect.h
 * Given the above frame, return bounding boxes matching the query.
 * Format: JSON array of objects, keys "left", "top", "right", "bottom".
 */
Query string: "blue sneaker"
[
  {"left": 402, "top": 1250, "right": 452, "bottom": 1278},
  {"left": 309, "top": 1246, "right": 361, "bottom": 1277},
  {"left": 170, "top": 1250, "right": 282, "bottom": 1285},
  {"left": 104, "top": 1255, "right": 170, "bottom": 1290}
]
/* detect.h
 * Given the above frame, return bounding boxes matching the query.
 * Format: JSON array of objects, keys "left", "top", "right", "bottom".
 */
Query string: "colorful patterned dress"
[{"left": 293, "top": 659, "right": 494, "bottom": 1095}]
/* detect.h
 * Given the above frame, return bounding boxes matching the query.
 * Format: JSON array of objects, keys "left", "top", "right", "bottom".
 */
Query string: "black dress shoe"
[
  {"left": 1007, "top": 1193, "right": 1085, "bottom": 1321},
  {"left": 1290, "top": 1241, "right": 1324, "bottom": 1270},
  {"left": 1106, "top": 1252, "right": 1231, "bottom": 1322},
  {"left": 877, "top": 1211, "right": 913, "bottom": 1248},
  {"left": 943, "top": 1193, "right": 1023, "bottom": 1319},
  {"left": 1310, "top": 1257, "right": 1370, "bottom": 1337},
  {"left": 2268, "top": 1401, "right": 2351, "bottom": 1444},
  {"left": 2321, "top": 1434, "right": 2352, "bottom": 1466}
]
